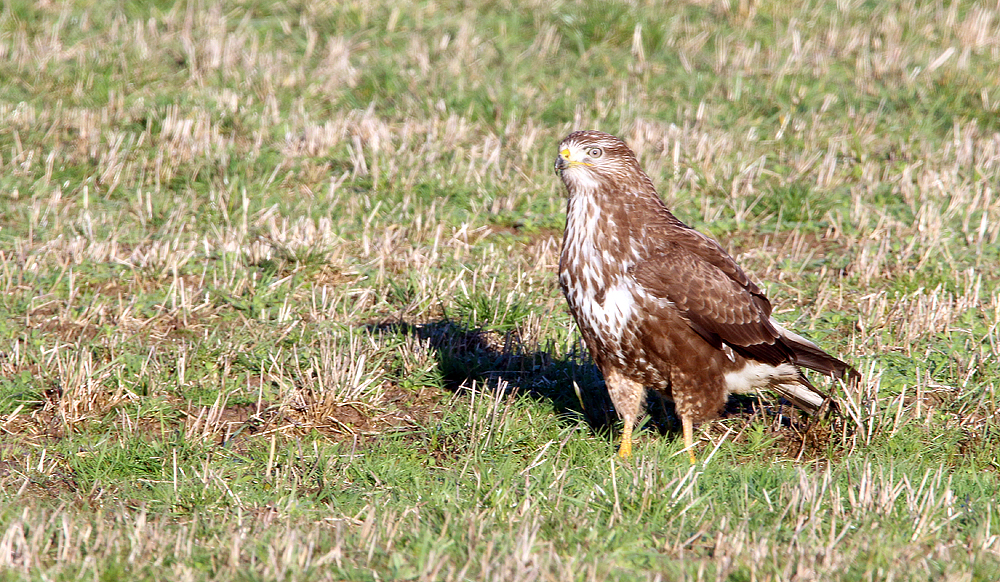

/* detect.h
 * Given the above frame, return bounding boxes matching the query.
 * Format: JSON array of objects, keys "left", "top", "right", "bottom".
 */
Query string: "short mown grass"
[{"left": 2, "top": 0, "right": 1000, "bottom": 579}]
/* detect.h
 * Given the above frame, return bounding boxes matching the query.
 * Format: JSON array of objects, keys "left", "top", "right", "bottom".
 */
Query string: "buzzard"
[{"left": 554, "top": 130, "right": 858, "bottom": 462}]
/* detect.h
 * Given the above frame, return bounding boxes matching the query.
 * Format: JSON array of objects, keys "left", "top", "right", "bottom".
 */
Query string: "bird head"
[{"left": 554, "top": 130, "right": 644, "bottom": 194}]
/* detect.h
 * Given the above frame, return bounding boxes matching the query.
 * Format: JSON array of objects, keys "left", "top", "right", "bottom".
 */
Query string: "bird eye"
[{"left": 588, "top": 147, "right": 603, "bottom": 158}]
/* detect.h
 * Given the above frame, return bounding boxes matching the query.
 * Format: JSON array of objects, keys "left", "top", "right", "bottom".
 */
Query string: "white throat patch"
[{"left": 562, "top": 166, "right": 603, "bottom": 193}]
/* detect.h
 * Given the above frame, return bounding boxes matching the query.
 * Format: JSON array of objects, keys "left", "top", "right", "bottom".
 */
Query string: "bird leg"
[
  {"left": 682, "top": 415, "right": 696, "bottom": 464},
  {"left": 605, "top": 370, "right": 644, "bottom": 459},
  {"left": 618, "top": 415, "right": 634, "bottom": 458}
]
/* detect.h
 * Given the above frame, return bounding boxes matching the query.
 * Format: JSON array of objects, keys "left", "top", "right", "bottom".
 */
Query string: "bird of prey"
[{"left": 554, "top": 130, "right": 858, "bottom": 462}]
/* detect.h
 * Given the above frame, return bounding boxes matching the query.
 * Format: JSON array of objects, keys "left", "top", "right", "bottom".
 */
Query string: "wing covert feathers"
[{"left": 632, "top": 243, "right": 859, "bottom": 391}]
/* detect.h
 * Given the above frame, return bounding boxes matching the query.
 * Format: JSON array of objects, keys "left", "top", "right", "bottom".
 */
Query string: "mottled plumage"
[{"left": 554, "top": 130, "right": 858, "bottom": 462}]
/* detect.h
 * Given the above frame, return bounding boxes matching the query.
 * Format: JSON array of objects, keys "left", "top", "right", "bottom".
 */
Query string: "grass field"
[{"left": 2, "top": 0, "right": 1000, "bottom": 579}]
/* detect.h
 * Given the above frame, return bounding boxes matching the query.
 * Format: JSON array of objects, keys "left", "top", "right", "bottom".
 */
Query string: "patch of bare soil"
[
  {"left": 278, "top": 384, "right": 444, "bottom": 436},
  {"left": 374, "top": 385, "right": 445, "bottom": 430}
]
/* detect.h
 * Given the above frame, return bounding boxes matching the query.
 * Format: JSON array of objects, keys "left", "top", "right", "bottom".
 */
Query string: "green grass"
[{"left": 2, "top": 0, "right": 1000, "bottom": 579}]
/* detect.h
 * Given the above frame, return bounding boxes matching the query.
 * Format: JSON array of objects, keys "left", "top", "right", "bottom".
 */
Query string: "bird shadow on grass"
[
  {"left": 367, "top": 318, "right": 684, "bottom": 444},
  {"left": 367, "top": 318, "right": 841, "bottom": 459}
]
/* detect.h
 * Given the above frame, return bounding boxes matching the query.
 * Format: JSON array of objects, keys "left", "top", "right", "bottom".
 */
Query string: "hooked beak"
[{"left": 554, "top": 148, "right": 572, "bottom": 174}]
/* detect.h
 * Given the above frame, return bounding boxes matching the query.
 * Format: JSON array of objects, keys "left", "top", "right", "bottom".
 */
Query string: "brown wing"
[
  {"left": 631, "top": 242, "right": 791, "bottom": 365},
  {"left": 655, "top": 214, "right": 772, "bottom": 312}
]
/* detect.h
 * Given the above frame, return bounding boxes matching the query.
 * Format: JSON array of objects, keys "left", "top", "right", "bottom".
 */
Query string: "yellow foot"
[{"left": 617, "top": 422, "right": 633, "bottom": 458}]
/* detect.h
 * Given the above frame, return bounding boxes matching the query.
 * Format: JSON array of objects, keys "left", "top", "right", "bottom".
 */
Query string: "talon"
[
  {"left": 618, "top": 429, "right": 633, "bottom": 458},
  {"left": 618, "top": 422, "right": 632, "bottom": 459}
]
